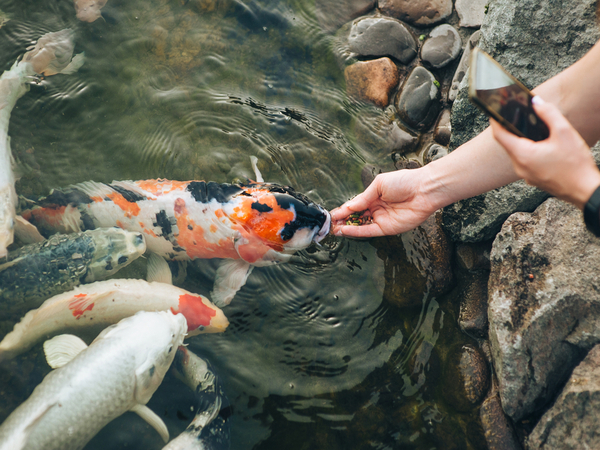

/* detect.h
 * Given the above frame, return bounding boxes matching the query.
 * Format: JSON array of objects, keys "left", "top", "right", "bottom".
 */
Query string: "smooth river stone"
[
  {"left": 378, "top": 0, "right": 453, "bottom": 26},
  {"left": 345, "top": 58, "right": 399, "bottom": 108},
  {"left": 456, "top": 0, "right": 488, "bottom": 27},
  {"left": 396, "top": 66, "right": 440, "bottom": 129},
  {"left": 348, "top": 17, "right": 417, "bottom": 64},
  {"left": 315, "top": 0, "right": 375, "bottom": 32},
  {"left": 421, "top": 24, "right": 462, "bottom": 69},
  {"left": 448, "top": 30, "right": 480, "bottom": 102}
]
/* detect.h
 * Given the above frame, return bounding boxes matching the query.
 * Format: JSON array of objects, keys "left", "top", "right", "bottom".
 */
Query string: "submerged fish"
[
  {"left": 163, "top": 347, "right": 230, "bottom": 450},
  {"left": 0, "top": 28, "right": 84, "bottom": 257},
  {"left": 0, "top": 228, "right": 146, "bottom": 312},
  {"left": 0, "top": 274, "right": 228, "bottom": 361},
  {"left": 0, "top": 310, "right": 187, "bottom": 450},
  {"left": 22, "top": 179, "right": 331, "bottom": 305}
]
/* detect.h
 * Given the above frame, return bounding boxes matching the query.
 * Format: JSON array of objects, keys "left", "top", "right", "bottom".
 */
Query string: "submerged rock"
[
  {"left": 378, "top": 0, "right": 453, "bottom": 26},
  {"left": 421, "top": 24, "right": 462, "bottom": 69},
  {"left": 345, "top": 58, "right": 399, "bottom": 108},
  {"left": 458, "top": 272, "right": 489, "bottom": 339},
  {"left": 445, "top": 0, "right": 600, "bottom": 242},
  {"left": 424, "top": 144, "right": 448, "bottom": 164},
  {"left": 361, "top": 164, "right": 382, "bottom": 189},
  {"left": 396, "top": 66, "right": 440, "bottom": 130},
  {"left": 455, "top": 242, "right": 491, "bottom": 271},
  {"left": 488, "top": 198, "right": 600, "bottom": 421},
  {"left": 315, "top": 0, "right": 375, "bottom": 32},
  {"left": 480, "top": 392, "right": 522, "bottom": 450},
  {"left": 442, "top": 344, "right": 490, "bottom": 412},
  {"left": 455, "top": 0, "right": 488, "bottom": 28},
  {"left": 348, "top": 16, "right": 418, "bottom": 64},
  {"left": 529, "top": 344, "right": 600, "bottom": 449},
  {"left": 354, "top": 114, "right": 418, "bottom": 163}
]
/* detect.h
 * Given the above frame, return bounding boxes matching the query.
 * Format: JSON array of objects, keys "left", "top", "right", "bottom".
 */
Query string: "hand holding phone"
[{"left": 468, "top": 48, "right": 549, "bottom": 141}]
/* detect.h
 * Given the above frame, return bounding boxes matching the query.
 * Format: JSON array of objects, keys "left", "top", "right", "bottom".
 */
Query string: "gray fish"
[
  {"left": 164, "top": 347, "right": 230, "bottom": 450},
  {"left": 0, "top": 228, "right": 145, "bottom": 312},
  {"left": 0, "top": 310, "right": 187, "bottom": 450}
]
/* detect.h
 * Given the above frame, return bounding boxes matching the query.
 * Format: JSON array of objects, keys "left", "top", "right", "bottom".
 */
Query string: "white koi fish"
[
  {"left": 0, "top": 29, "right": 84, "bottom": 257},
  {"left": 0, "top": 255, "right": 228, "bottom": 361},
  {"left": 22, "top": 178, "right": 331, "bottom": 305},
  {"left": 0, "top": 310, "right": 187, "bottom": 450}
]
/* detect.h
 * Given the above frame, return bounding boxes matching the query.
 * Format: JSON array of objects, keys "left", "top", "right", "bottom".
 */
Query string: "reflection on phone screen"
[{"left": 473, "top": 50, "right": 549, "bottom": 141}]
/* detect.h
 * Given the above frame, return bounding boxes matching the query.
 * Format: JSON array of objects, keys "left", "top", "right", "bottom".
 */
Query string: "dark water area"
[{"left": 0, "top": 1, "right": 487, "bottom": 449}]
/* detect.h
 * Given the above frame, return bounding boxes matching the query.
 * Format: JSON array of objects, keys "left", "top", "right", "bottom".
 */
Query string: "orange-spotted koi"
[
  {"left": 22, "top": 179, "right": 331, "bottom": 305},
  {"left": 0, "top": 279, "right": 228, "bottom": 361}
]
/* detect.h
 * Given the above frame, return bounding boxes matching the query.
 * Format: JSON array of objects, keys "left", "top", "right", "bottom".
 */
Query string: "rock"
[
  {"left": 448, "top": 30, "right": 480, "bottom": 102},
  {"left": 442, "top": 344, "right": 490, "bottom": 412},
  {"left": 378, "top": 0, "right": 453, "bottom": 27},
  {"left": 394, "top": 157, "right": 422, "bottom": 170},
  {"left": 433, "top": 108, "right": 451, "bottom": 146},
  {"left": 348, "top": 16, "right": 418, "bottom": 64},
  {"left": 455, "top": 242, "right": 491, "bottom": 271},
  {"left": 361, "top": 164, "right": 382, "bottom": 189},
  {"left": 421, "top": 24, "right": 462, "bottom": 69},
  {"left": 488, "top": 198, "right": 600, "bottom": 421},
  {"left": 345, "top": 58, "right": 400, "bottom": 108},
  {"left": 480, "top": 392, "right": 522, "bottom": 450},
  {"left": 458, "top": 272, "right": 489, "bottom": 339},
  {"left": 315, "top": 0, "right": 376, "bottom": 33},
  {"left": 455, "top": 0, "right": 488, "bottom": 28},
  {"left": 528, "top": 345, "right": 600, "bottom": 449},
  {"left": 372, "top": 211, "right": 453, "bottom": 308},
  {"left": 444, "top": 0, "right": 600, "bottom": 242},
  {"left": 355, "top": 116, "right": 419, "bottom": 159},
  {"left": 396, "top": 66, "right": 440, "bottom": 130},
  {"left": 424, "top": 144, "right": 448, "bottom": 164}
]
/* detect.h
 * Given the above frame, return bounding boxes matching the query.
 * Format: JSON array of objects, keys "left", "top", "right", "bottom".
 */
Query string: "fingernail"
[{"left": 531, "top": 96, "right": 545, "bottom": 105}]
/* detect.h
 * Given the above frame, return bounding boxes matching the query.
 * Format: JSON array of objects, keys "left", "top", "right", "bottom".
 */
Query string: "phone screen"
[{"left": 470, "top": 49, "right": 549, "bottom": 141}]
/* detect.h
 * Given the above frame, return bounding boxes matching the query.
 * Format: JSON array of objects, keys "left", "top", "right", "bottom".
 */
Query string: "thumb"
[{"left": 530, "top": 96, "right": 568, "bottom": 133}]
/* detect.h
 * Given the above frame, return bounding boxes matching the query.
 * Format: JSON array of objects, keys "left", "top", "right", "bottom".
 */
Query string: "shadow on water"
[{"left": 0, "top": 0, "right": 489, "bottom": 449}]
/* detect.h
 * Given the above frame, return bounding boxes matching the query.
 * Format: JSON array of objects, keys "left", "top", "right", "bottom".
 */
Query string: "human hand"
[
  {"left": 330, "top": 169, "right": 438, "bottom": 237},
  {"left": 490, "top": 96, "right": 600, "bottom": 210}
]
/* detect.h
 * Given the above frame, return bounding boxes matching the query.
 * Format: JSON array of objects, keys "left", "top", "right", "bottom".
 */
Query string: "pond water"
[{"left": 0, "top": 0, "right": 485, "bottom": 449}]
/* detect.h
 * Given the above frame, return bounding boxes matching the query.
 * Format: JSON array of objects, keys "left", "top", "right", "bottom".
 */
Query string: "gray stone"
[
  {"left": 396, "top": 66, "right": 440, "bottom": 130},
  {"left": 448, "top": 30, "right": 480, "bottom": 102},
  {"left": 348, "top": 16, "right": 417, "bottom": 64},
  {"left": 361, "top": 164, "right": 382, "bottom": 189},
  {"left": 444, "top": 0, "right": 600, "bottom": 243},
  {"left": 424, "top": 143, "right": 448, "bottom": 164},
  {"left": 433, "top": 108, "right": 451, "bottom": 146},
  {"left": 455, "top": 242, "right": 491, "bottom": 271},
  {"left": 378, "top": 0, "right": 453, "bottom": 27},
  {"left": 529, "top": 345, "right": 600, "bottom": 450},
  {"left": 315, "top": 0, "right": 376, "bottom": 33},
  {"left": 488, "top": 198, "right": 600, "bottom": 421},
  {"left": 455, "top": 0, "right": 488, "bottom": 28},
  {"left": 421, "top": 24, "right": 462, "bottom": 69}
]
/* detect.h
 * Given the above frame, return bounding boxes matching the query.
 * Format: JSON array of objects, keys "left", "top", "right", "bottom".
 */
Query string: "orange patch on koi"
[
  {"left": 134, "top": 179, "right": 189, "bottom": 196},
  {"left": 116, "top": 220, "right": 125, "bottom": 229},
  {"left": 210, "top": 224, "right": 217, "bottom": 233},
  {"left": 170, "top": 293, "right": 217, "bottom": 331},
  {"left": 232, "top": 195, "right": 293, "bottom": 249},
  {"left": 107, "top": 192, "right": 141, "bottom": 217},
  {"left": 90, "top": 196, "right": 103, "bottom": 203},
  {"left": 68, "top": 297, "right": 95, "bottom": 319},
  {"left": 173, "top": 201, "right": 239, "bottom": 259}
]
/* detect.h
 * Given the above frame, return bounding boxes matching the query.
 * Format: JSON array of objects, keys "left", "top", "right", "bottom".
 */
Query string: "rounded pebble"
[
  {"left": 421, "top": 24, "right": 462, "bottom": 69},
  {"left": 396, "top": 66, "right": 440, "bottom": 129},
  {"left": 348, "top": 16, "right": 417, "bottom": 64}
]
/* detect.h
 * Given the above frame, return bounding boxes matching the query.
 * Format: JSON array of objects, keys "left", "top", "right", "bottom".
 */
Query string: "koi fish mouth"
[{"left": 314, "top": 208, "right": 331, "bottom": 243}]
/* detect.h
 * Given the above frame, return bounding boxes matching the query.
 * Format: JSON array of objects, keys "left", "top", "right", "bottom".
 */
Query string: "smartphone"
[{"left": 468, "top": 48, "right": 549, "bottom": 141}]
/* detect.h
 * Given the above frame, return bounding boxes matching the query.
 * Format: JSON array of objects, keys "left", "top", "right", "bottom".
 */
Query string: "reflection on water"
[{"left": 0, "top": 0, "right": 485, "bottom": 449}]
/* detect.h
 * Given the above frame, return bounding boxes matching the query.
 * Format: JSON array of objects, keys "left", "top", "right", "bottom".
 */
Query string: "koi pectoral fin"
[{"left": 210, "top": 259, "right": 253, "bottom": 307}]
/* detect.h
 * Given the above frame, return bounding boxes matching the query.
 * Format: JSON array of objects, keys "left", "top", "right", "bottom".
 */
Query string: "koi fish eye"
[{"left": 118, "top": 256, "right": 128, "bottom": 264}]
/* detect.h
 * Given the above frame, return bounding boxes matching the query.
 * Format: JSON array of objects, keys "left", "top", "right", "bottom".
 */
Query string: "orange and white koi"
[
  {"left": 0, "top": 278, "right": 228, "bottom": 361},
  {"left": 22, "top": 178, "right": 331, "bottom": 305}
]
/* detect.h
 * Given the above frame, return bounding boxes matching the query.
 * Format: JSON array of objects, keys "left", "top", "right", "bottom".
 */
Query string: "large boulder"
[
  {"left": 528, "top": 344, "right": 600, "bottom": 449},
  {"left": 488, "top": 198, "right": 600, "bottom": 421},
  {"left": 443, "top": 0, "right": 600, "bottom": 243}
]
